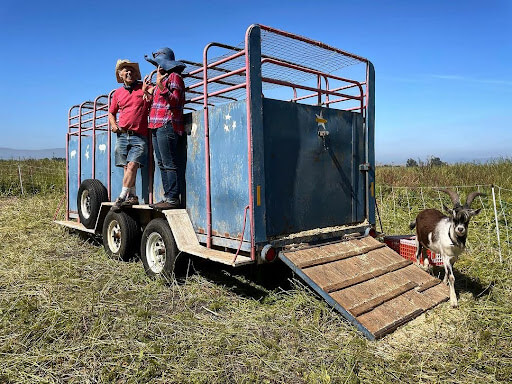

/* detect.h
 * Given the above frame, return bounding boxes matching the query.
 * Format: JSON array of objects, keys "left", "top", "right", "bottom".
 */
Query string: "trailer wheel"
[
  {"left": 102, "top": 210, "right": 140, "bottom": 261},
  {"left": 141, "top": 218, "right": 178, "bottom": 280},
  {"left": 77, "top": 179, "right": 108, "bottom": 229}
]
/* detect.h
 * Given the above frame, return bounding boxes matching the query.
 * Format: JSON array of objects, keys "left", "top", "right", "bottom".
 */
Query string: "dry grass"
[{"left": 0, "top": 161, "right": 511, "bottom": 382}]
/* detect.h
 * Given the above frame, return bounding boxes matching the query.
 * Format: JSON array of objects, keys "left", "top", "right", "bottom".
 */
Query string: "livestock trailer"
[{"left": 57, "top": 24, "right": 448, "bottom": 339}]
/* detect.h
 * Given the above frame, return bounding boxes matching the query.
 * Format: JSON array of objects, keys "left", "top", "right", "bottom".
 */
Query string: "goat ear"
[
  {"left": 443, "top": 205, "right": 455, "bottom": 216},
  {"left": 470, "top": 208, "right": 481, "bottom": 216}
]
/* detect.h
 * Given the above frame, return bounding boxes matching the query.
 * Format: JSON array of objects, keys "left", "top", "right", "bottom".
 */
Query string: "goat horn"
[
  {"left": 438, "top": 188, "right": 461, "bottom": 207},
  {"left": 465, "top": 191, "right": 484, "bottom": 207}
]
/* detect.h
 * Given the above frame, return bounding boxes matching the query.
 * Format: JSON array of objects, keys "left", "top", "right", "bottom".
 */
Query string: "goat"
[{"left": 409, "top": 189, "right": 483, "bottom": 307}]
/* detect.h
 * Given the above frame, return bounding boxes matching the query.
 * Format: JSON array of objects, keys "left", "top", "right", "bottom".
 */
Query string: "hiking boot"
[
  {"left": 150, "top": 200, "right": 180, "bottom": 211},
  {"left": 111, "top": 197, "right": 124, "bottom": 212},
  {"left": 121, "top": 195, "right": 139, "bottom": 207}
]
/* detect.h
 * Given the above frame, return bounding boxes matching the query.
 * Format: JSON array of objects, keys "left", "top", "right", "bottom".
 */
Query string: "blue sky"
[{"left": 0, "top": 0, "right": 510, "bottom": 164}]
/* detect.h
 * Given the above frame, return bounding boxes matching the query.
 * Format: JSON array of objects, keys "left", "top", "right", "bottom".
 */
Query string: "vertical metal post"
[
  {"left": 18, "top": 164, "right": 24, "bottom": 195},
  {"left": 491, "top": 185, "right": 503, "bottom": 263},
  {"left": 204, "top": 44, "right": 213, "bottom": 248}
]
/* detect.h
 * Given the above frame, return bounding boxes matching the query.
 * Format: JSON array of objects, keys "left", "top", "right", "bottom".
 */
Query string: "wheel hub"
[{"left": 146, "top": 232, "right": 166, "bottom": 273}]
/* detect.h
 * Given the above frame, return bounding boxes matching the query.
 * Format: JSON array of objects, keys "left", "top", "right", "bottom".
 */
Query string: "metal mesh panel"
[{"left": 180, "top": 26, "right": 367, "bottom": 110}]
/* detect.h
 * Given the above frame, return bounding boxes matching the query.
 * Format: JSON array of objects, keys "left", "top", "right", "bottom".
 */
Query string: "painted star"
[
  {"left": 316, "top": 111, "right": 327, "bottom": 130},
  {"left": 225, "top": 113, "right": 231, "bottom": 120}
]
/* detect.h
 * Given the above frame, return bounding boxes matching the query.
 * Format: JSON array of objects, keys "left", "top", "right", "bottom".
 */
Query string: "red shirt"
[
  {"left": 109, "top": 82, "right": 150, "bottom": 136},
  {"left": 148, "top": 72, "right": 185, "bottom": 134}
]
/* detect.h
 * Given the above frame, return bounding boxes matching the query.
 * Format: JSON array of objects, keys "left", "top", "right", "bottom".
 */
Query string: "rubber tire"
[
  {"left": 77, "top": 179, "right": 108, "bottom": 229},
  {"left": 140, "top": 218, "right": 178, "bottom": 280},
  {"left": 102, "top": 210, "right": 140, "bottom": 261}
]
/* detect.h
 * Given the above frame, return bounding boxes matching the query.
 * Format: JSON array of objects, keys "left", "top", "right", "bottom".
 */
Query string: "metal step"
[
  {"left": 279, "top": 236, "right": 449, "bottom": 340},
  {"left": 164, "top": 210, "right": 253, "bottom": 267},
  {"left": 54, "top": 220, "right": 96, "bottom": 234}
]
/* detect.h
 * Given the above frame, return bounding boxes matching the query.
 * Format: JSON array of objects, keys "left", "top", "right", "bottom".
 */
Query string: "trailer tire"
[
  {"left": 140, "top": 218, "right": 178, "bottom": 280},
  {"left": 102, "top": 210, "right": 140, "bottom": 261},
  {"left": 77, "top": 179, "right": 108, "bottom": 229}
]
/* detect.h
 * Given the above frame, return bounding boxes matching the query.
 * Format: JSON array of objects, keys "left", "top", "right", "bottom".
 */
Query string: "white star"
[
  {"left": 225, "top": 113, "right": 231, "bottom": 120},
  {"left": 232, "top": 121, "right": 236, "bottom": 130},
  {"left": 224, "top": 124, "right": 230, "bottom": 132},
  {"left": 316, "top": 111, "right": 327, "bottom": 130}
]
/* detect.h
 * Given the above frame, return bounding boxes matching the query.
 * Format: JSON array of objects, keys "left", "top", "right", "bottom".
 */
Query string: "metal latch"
[{"left": 359, "top": 163, "right": 370, "bottom": 171}]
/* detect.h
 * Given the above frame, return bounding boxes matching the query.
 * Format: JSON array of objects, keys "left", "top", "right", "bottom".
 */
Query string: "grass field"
[{"left": 0, "top": 160, "right": 511, "bottom": 383}]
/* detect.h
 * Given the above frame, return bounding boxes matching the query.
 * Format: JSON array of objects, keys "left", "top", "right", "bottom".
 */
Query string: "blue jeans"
[
  {"left": 114, "top": 132, "right": 148, "bottom": 167},
  {"left": 152, "top": 122, "right": 186, "bottom": 203}
]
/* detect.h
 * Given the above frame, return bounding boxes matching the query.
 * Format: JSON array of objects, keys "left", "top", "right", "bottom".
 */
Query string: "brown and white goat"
[{"left": 409, "top": 189, "right": 483, "bottom": 307}]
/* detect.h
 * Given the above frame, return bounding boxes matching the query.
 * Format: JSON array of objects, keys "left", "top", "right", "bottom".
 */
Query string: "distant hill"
[{"left": 0, "top": 147, "right": 66, "bottom": 160}]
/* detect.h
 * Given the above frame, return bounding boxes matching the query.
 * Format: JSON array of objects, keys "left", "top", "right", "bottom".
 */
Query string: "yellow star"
[{"left": 315, "top": 111, "right": 327, "bottom": 130}]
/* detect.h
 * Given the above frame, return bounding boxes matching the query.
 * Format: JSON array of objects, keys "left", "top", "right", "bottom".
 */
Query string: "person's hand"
[
  {"left": 156, "top": 66, "right": 168, "bottom": 90},
  {"left": 143, "top": 75, "right": 154, "bottom": 101}
]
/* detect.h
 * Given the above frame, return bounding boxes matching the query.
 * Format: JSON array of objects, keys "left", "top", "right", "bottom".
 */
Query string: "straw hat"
[{"left": 115, "top": 59, "right": 141, "bottom": 83}]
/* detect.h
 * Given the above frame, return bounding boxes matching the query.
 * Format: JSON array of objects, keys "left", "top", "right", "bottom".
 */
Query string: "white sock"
[
  {"left": 119, "top": 187, "right": 129, "bottom": 199},
  {"left": 129, "top": 187, "right": 136, "bottom": 197}
]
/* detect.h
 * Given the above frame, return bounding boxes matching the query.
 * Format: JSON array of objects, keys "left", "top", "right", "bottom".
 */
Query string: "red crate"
[
  {"left": 383, "top": 235, "right": 414, "bottom": 254},
  {"left": 399, "top": 237, "right": 443, "bottom": 266}
]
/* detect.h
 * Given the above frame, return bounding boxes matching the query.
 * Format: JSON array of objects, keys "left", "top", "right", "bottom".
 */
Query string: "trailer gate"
[{"left": 279, "top": 236, "right": 449, "bottom": 339}]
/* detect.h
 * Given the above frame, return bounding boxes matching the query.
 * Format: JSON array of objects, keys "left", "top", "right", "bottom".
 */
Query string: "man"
[
  {"left": 108, "top": 59, "right": 150, "bottom": 211},
  {"left": 143, "top": 48, "right": 186, "bottom": 210}
]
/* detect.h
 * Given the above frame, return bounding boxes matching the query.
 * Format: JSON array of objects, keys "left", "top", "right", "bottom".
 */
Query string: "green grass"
[{"left": 0, "top": 160, "right": 511, "bottom": 382}]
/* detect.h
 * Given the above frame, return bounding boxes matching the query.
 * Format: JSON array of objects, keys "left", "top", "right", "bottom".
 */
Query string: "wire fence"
[
  {"left": 1, "top": 161, "right": 510, "bottom": 264},
  {"left": 0, "top": 161, "right": 65, "bottom": 196},
  {"left": 376, "top": 184, "right": 512, "bottom": 265}
]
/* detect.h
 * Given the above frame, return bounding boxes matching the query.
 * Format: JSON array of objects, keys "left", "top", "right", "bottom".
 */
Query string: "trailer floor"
[{"left": 279, "top": 236, "right": 449, "bottom": 339}]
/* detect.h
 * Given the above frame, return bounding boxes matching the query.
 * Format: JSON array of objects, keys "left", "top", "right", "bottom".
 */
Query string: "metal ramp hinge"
[{"left": 359, "top": 163, "right": 371, "bottom": 171}]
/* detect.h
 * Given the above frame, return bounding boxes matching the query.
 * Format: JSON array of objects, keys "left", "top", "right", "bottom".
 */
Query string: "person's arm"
[
  {"left": 108, "top": 91, "right": 121, "bottom": 133},
  {"left": 161, "top": 73, "right": 183, "bottom": 107},
  {"left": 108, "top": 112, "right": 121, "bottom": 133}
]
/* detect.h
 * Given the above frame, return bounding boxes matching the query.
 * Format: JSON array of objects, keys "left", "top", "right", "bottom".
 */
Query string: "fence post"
[
  {"left": 491, "top": 185, "right": 503, "bottom": 263},
  {"left": 18, "top": 164, "right": 24, "bottom": 195}
]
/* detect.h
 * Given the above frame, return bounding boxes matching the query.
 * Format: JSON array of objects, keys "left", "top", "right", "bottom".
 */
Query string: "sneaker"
[
  {"left": 111, "top": 197, "right": 124, "bottom": 212},
  {"left": 150, "top": 200, "right": 180, "bottom": 211},
  {"left": 121, "top": 195, "right": 139, "bottom": 207}
]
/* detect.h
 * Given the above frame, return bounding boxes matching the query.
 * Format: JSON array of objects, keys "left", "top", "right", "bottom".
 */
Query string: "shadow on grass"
[
  {"left": 176, "top": 256, "right": 294, "bottom": 301},
  {"left": 431, "top": 265, "right": 494, "bottom": 299}
]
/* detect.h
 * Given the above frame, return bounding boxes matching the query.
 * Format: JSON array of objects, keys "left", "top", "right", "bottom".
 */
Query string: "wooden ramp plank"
[
  {"left": 164, "top": 210, "right": 253, "bottom": 266},
  {"left": 280, "top": 236, "right": 450, "bottom": 340}
]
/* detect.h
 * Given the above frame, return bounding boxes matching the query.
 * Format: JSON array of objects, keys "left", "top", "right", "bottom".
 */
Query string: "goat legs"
[{"left": 448, "top": 264, "right": 458, "bottom": 308}]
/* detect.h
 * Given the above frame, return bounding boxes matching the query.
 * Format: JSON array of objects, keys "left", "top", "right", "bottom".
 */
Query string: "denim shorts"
[{"left": 114, "top": 132, "right": 148, "bottom": 167}]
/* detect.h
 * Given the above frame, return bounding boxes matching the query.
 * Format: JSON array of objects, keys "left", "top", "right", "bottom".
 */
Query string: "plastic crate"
[
  {"left": 399, "top": 237, "right": 443, "bottom": 266},
  {"left": 383, "top": 235, "right": 414, "bottom": 254}
]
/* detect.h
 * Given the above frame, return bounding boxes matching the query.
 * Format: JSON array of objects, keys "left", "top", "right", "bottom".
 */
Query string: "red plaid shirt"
[{"left": 148, "top": 72, "right": 185, "bottom": 134}]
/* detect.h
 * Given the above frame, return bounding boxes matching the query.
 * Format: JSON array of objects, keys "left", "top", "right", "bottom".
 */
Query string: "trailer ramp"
[{"left": 279, "top": 236, "right": 449, "bottom": 340}]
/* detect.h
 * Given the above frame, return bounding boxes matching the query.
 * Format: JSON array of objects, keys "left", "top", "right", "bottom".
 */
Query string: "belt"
[{"left": 119, "top": 129, "right": 138, "bottom": 136}]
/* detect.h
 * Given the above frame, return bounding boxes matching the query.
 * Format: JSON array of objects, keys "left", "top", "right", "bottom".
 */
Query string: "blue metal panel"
[
  {"left": 367, "top": 62, "right": 376, "bottom": 226},
  {"left": 185, "top": 110, "right": 207, "bottom": 235},
  {"left": 68, "top": 136, "right": 79, "bottom": 212},
  {"left": 246, "top": 24, "right": 267, "bottom": 245},
  {"left": 209, "top": 101, "right": 250, "bottom": 241},
  {"left": 80, "top": 136, "right": 93, "bottom": 183},
  {"left": 262, "top": 99, "right": 365, "bottom": 238},
  {"left": 94, "top": 131, "right": 109, "bottom": 189}
]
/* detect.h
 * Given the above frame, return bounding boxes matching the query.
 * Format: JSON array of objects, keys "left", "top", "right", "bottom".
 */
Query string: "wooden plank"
[
  {"left": 348, "top": 281, "right": 418, "bottom": 317},
  {"left": 372, "top": 309, "right": 424, "bottom": 339},
  {"left": 284, "top": 239, "right": 362, "bottom": 266},
  {"left": 357, "top": 291, "right": 426, "bottom": 337},
  {"left": 416, "top": 278, "right": 441, "bottom": 293},
  {"left": 324, "top": 259, "right": 412, "bottom": 293},
  {"left": 296, "top": 243, "right": 385, "bottom": 269},
  {"left": 55, "top": 220, "right": 95, "bottom": 234},
  {"left": 164, "top": 210, "right": 253, "bottom": 267},
  {"left": 302, "top": 246, "right": 409, "bottom": 293}
]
